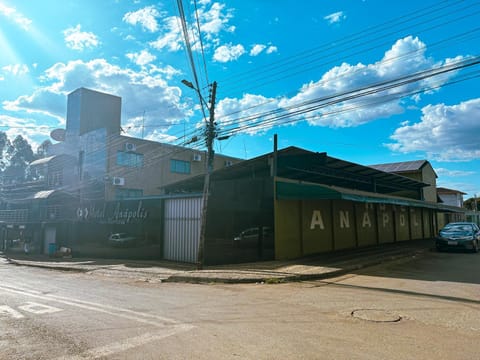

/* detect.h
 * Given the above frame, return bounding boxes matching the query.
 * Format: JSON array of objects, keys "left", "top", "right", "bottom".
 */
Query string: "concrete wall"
[
  {"left": 104, "top": 136, "right": 242, "bottom": 200},
  {"left": 421, "top": 163, "right": 438, "bottom": 202},
  {"left": 275, "top": 199, "right": 435, "bottom": 260}
]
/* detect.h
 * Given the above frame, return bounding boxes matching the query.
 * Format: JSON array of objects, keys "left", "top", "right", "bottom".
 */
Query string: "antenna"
[{"left": 141, "top": 110, "right": 145, "bottom": 139}]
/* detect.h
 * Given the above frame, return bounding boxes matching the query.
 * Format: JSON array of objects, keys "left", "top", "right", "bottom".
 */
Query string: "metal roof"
[
  {"left": 163, "top": 146, "right": 427, "bottom": 196},
  {"left": 31, "top": 190, "right": 57, "bottom": 199},
  {"left": 29, "top": 154, "right": 77, "bottom": 167},
  {"left": 29, "top": 155, "right": 57, "bottom": 166},
  {"left": 437, "top": 187, "right": 467, "bottom": 195},
  {"left": 276, "top": 148, "right": 426, "bottom": 194},
  {"left": 369, "top": 160, "right": 429, "bottom": 173}
]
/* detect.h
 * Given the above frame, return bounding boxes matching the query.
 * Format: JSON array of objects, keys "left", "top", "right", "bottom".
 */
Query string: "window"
[
  {"left": 48, "top": 171, "right": 63, "bottom": 187},
  {"left": 170, "top": 159, "right": 191, "bottom": 174},
  {"left": 117, "top": 151, "right": 144, "bottom": 167},
  {"left": 115, "top": 188, "right": 143, "bottom": 200}
]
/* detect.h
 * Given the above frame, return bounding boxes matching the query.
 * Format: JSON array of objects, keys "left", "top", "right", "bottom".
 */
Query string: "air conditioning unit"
[
  {"left": 224, "top": 160, "right": 233, "bottom": 167},
  {"left": 192, "top": 154, "right": 202, "bottom": 162},
  {"left": 125, "top": 143, "right": 136, "bottom": 152},
  {"left": 112, "top": 177, "right": 125, "bottom": 186}
]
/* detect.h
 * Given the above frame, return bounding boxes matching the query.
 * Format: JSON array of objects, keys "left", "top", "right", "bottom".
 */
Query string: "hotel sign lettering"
[{"left": 76, "top": 201, "right": 148, "bottom": 224}]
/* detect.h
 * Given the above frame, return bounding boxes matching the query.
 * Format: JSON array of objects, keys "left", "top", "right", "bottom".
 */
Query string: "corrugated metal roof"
[
  {"left": 163, "top": 146, "right": 428, "bottom": 195},
  {"left": 29, "top": 156, "right": 57, "bottom": 166},
  {"left": 29, "top": 154, "right": 77, "bottom": 167},
  {"left": 369, "top": 160, "right": 428, "bottom": 173},
  {"left": 32, "top": 190, "right": 57, "bottom": 199},
  {"left": 437, "top": 187, "right": 467, "bottom": 195}
]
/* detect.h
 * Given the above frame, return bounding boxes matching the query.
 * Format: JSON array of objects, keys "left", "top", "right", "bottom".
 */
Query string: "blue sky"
[{"left": 0, "top": 0, "right": 479, "bottom": 199}]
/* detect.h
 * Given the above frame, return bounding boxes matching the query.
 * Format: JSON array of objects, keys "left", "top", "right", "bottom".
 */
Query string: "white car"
[{"left": 108, "top": 233, "right": 136, "bottom": 247}]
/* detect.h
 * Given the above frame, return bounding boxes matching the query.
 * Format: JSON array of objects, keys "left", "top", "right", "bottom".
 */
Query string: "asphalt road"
[{"left": 1, "top": 249, "right": 479, "bottom": 360}]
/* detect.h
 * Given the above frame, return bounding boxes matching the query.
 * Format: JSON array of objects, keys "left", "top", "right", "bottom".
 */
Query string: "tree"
[
  {"left": 36, "top": 139, "right": 52, "bottom": 158},
  {"left": 0, "top": 131, "right": 10, "bottom": 173},
  {"left": 464, "top": 197, "right": 479, "bottom": 211},
  {"left": 3, "top": 135, "right": 37, "bottom": 183}
]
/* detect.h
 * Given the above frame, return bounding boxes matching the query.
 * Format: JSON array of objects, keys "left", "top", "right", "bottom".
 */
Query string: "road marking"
[
  {"left": 0, "top": 284, "right": 183, "bottom": 326},
  {"left": 18, "top": 301, "right": 63, "bottom": 315},
  {"left": 0, "top": 305, "right": 24, "bottom": 319},
  {"left": 56, "top": 325, "right": 193, "bottom": 360},
  {"left": 0, "top": 283, "right": 195, "bottom": 357}
]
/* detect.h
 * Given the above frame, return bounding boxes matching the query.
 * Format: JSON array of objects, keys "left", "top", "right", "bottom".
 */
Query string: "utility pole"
[
  {"left": 197, "top": 81, "right": 217, "bottom": 269},
  {"left": 182, "top": 80, "right": 217, "bottom": 269}
]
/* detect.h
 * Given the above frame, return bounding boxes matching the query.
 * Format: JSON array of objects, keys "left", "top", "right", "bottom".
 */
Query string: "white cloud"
[
  {"left": 123, "top": 5, "right": 160, "bottom": 32},
  {"left": 266, "top": 46, "right": 278, "bottom": 54},
  {"left": 214, "top": 44, "right": 245, "bottom": 62},
  {"left": 324, "top": 11, "right": 346, "bottom": 25},
  {"left": 149, "top": 16, "right": 183, "bottom": 51},
  {"left": 435, "top": 168, "right": 476, "bottom": 177},
  {"left": 148, "top": 64, "right": 181, "bottom": 80},
  {"left": 126, "top": 49, "right": 156, "bottom": 66},
  {"left": 0, "top": 3, "right": 32, "bottom": 30},
  {"left": 197, "top": 2, "right": 235, "bottom": 39},
  {"left": 217, "top": 94, "right": 279, "bottom": 135},
  {"left": 150, "top": 1, "right": 234, "bottom": 53},
  {"left": 0, "top": 114, "right": 52, "bottom": 149},
  {"left": 250, "top": 44, "right": 266, "bottom": 57},
  {"left": 249, "top": 44, "right": 277, "bottom": 57},
  {"left": 143, "top": 129, "right": 177, "bottom": 143},
  {"left": 387, "top": 98, "right": 480, "bottom": 161},
  {"left": 213, "top": 36, "right": 464, "bottom": 134},
  {"left": 3, "top": 59, "right": 188, "bottom": 138},
  {"left": 2, "top": 64, "right": 29, "bottom": 76},
  {"left": 280, "top": 36, "right": 460, "bottom": 127},
  {"left": 63, "top": 25, "right": 100, "bottom": 51}
]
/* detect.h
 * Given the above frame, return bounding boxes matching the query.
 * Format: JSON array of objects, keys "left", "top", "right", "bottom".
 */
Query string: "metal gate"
[{"left": 163, "top": 196, "right": 202, "bottom": 263}]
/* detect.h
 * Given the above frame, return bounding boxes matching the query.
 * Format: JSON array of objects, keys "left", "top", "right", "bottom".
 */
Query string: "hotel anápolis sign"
[{"left": 76, "top": 201, "right": 148, "bottom": 224}]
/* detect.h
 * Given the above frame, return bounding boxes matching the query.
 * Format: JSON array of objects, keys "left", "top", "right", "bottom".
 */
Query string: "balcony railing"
[{"left": 0, "top": 209, "right": 29, "bottom": 223}]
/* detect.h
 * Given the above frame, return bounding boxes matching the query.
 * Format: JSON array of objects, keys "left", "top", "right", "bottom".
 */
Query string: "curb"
[
  {"left": 4, "top": 248, "right": 427, "bottom": 284},
  {"left": 6, "top": 258, "right": 91, "bottom": 273},
  {"left": 164, "top": 249, "right": 427, "bottom": 284}
]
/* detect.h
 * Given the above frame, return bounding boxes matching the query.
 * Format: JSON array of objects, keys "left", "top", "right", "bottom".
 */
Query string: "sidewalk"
[{"left": 2, "top": 239, "right": 433, "bottom": 284}]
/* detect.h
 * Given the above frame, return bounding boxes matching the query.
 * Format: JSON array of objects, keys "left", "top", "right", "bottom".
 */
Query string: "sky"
[{"left": 0, "top": 0, "right": 479, "bottom": 199}]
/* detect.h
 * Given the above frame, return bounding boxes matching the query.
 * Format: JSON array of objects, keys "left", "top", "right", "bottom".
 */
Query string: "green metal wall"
[
  {"left": 275, "top": 198, "right": 435, "bottom": 260},
  {"left": 355, "top": 203, "right": 378, "bottom": 247}
]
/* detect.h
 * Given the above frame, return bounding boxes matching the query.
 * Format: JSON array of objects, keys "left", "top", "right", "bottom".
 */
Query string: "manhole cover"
[{"left": 351, "top": 309, "right": 402, "bottom": 323}]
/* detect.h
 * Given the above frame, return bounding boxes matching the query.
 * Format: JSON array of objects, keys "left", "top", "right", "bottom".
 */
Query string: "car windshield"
[{"left": 442, "top": 224, "right": 472, "bottom": 232}]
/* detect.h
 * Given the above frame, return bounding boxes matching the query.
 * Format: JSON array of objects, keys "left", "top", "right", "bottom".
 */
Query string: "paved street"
[{"left": 1, "top": 249, "right": 479, "bottom": 359}]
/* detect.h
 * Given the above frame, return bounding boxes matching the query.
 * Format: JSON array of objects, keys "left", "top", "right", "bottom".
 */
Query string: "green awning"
[{"left": 276, "top": 180, "right": 464, "bottom": 213}]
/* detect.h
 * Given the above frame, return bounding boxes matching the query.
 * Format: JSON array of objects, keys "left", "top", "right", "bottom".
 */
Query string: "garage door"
[{"left": 163, "top": 197, "right": 202, "bottom": 263}]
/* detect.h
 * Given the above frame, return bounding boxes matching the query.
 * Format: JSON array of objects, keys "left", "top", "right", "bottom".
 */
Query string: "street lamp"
[{"left": 182, "top": 79, "right": 217, "bottom": 269}]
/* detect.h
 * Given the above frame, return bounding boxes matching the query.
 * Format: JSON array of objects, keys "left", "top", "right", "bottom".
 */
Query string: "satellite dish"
[{"left": 50, "top": 128, "right": 66, "bottom": 142}]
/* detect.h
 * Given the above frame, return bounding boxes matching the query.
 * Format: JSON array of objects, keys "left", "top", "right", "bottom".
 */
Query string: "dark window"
[
  {"left": 170, "top": 159, "right": 191, "bottom": 174},
  {"left": 117, "top": 151, "right": 144, "bottom": 167},
  {"left": 115, "top": 188, "right": 143, "bottom": 200}
]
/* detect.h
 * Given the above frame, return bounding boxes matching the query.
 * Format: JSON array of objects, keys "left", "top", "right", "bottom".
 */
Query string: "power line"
[
  {"left": 218, "top": 0, "right": 479, "bottom": 96},
  {"left": 216, "top": 56, "right": 480, "bottom": 138}
]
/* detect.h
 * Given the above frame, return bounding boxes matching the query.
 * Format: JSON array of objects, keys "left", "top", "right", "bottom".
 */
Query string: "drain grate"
[{"left": 351, "top": 309, "right": 402, "bottom": 323}]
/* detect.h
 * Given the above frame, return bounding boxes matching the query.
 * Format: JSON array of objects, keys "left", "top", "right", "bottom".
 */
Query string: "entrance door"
[{"left": 43, "top": 227, "right": 56, "bottom": 255}]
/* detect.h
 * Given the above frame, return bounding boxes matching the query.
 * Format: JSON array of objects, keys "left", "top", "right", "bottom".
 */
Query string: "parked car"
[
  {"left": 435, "top": 222, "right": 480, "bottom": 253},
  {"left": 234, "top": 227, "right": 273, "bottom": 244},
  {"left": 107, "top": 233, "right": 136, "bottom": 247}
]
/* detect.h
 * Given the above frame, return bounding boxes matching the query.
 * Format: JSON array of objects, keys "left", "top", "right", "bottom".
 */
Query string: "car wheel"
[
  {"left": 472, "top": 240, "right": 479, "bottom": 253},
  {"left": 436, "top": 245, "right": 442, "bottom": 252}
]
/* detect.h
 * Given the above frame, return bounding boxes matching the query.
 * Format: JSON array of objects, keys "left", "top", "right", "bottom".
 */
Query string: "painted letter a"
[{"left": 310, "top": 210, "right": 325, "bottom": 230}]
